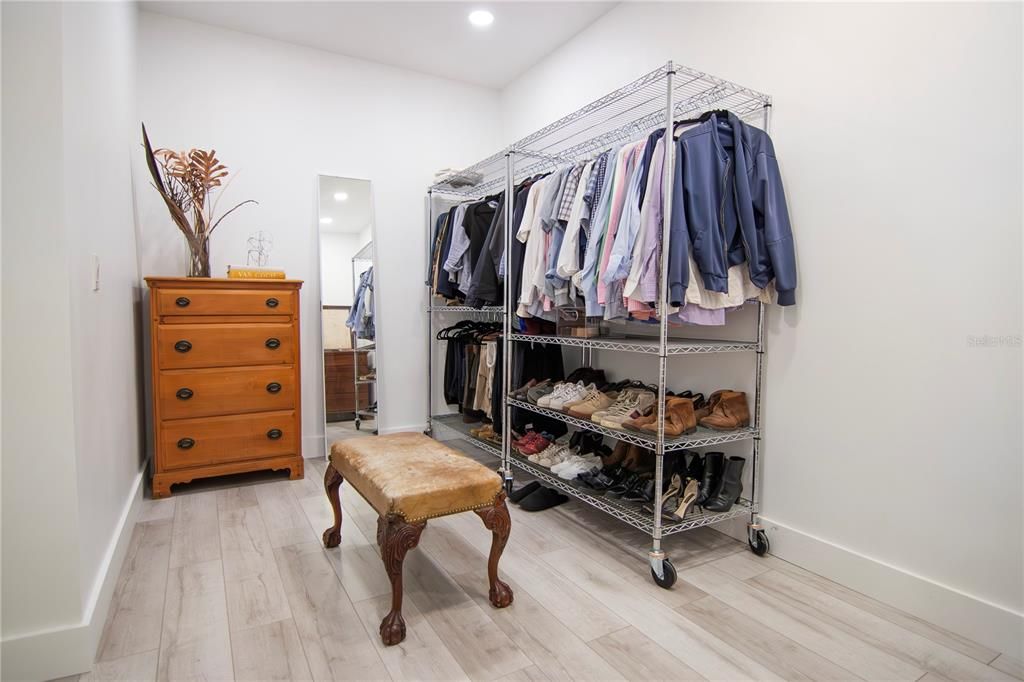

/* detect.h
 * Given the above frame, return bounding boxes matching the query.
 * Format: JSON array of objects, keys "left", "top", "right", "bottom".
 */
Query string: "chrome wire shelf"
[
  {"left": 509, "top": 448, "right": 756, "bottom": 535},
  {"left": 429, "top": 61, "right": 771, "bottom": 198},
  {"left": 508, "top": 333, "right": 757, "bottom": 355},
  {"left": 427, "top": 304, "right": 504, "bottom": 314},
  {"left": 430, "top": 414, "right": 502, "bottom": 460},
  {"left": 508, "top": 398, "right": 758, "bottom": 449}
]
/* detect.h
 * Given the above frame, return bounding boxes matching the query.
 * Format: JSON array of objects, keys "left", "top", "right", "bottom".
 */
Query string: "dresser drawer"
[
  {"left": 156, "top": 288, "right": 295, "bottom": 317},
  {"left": 158, "top": 366, "right": 296, "bottom": 420},
  {"left": 160, "top": 411, "right": 297, "bottom": 470},
  {"left": 157, "top": 323, "right": 295, "bottom": 369}
]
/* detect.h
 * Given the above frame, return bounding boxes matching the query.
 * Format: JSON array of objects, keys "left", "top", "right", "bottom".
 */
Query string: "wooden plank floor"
[{"left": 84, "top": 443, "right": 1022, "bottom": 682}]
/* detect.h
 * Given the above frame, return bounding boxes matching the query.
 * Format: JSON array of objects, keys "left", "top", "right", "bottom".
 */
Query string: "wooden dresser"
[{"left": 146, "top": 277, "right": 304, "bottom": 498}]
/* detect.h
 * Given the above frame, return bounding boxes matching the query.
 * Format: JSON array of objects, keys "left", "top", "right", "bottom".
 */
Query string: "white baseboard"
[
  {"left": 760, "top": 516, "right": 1024, "bottom": 659},
  {"left": 1, "top": 468, "right": 146, "bottom": 681},
  {"left": 380, "top": 422, "right": 428, "bottom": 436}
]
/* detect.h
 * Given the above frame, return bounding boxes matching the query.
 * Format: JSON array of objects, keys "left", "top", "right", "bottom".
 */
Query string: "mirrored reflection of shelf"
[{"left": 507, "top": 398, "right": 758, "bottom": 450}]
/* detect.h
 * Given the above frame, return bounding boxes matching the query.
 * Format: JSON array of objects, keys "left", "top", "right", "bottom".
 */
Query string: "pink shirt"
[{"left": 597, "top": 142, "right": 643, "bottom": 305}]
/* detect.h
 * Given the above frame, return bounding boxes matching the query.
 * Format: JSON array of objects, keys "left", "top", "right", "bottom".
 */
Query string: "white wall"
[
  {"left": 319, "top": 232, "right": 361, "bottom": 306},
  {"left": 62, "top": 0, "right": 144, "bottom": 624},
  {"left": 2, "top": 2, "right": 144, "bottom": 679},
  {"left": 500, "top": 2, "right": 1023, "bottom": 656},
  {"left": 136, "top": 12, "right": 500, "bottom": 447}
]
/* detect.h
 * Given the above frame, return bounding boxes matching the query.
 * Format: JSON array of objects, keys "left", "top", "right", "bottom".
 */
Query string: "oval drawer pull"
[
  {"left": 174, "top": 340, "right": 192, "bottom": 353},
  {"left": 265, "top": 338, "right": 281, "bottom": 350},
  {"left": 175, "top": 296, "right": 191, "bottom": 307},
  {"left": 267, "top": 428, "right": 283, "bottom": 440},
  {"left": 266, "top": 382, "right": 282, "bottom": 394},
  {"left": 177, "top": 437, "right": 195, "bottom": 449},
  {"left": 266, "top": 297, "right": 279, "bottom": 308},
  {"left": 176, "top": 388, "right": 194, "bottom": 400}
]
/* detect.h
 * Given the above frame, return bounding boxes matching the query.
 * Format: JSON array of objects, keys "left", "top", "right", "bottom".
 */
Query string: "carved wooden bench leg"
[
  {"left": 474, "top": 492, "right": 514, "bottom": 608},
  {"left": 322, "top": 463, "right": 344, "bottom": 548},
  {"left": 376, "top": 515, "right": 426, "bottom": 646}
]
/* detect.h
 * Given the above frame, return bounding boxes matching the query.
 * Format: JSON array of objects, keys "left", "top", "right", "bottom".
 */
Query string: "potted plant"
[{"left": 142, "top": 124, "right": 256, "bottom": 277}]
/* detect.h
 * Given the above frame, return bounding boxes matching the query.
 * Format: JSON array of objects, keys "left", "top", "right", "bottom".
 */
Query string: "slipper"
[
  {"left": 508, "top": 481, "right": 541, "bottom": 504},
  {"left": 519, "top": 487, "right": 569, "bottom": 512}
]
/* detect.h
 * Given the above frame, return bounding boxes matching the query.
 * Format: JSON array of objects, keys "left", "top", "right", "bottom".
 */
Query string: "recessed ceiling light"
[
  {"left": 320, "top": 217, "right": 333, "bottom": 224},
  {"left": 334, "top": 192, "right": 348, "bottom": 202},
  {"left": 468, "top": 9, "right": 494, "bottom": 28}
]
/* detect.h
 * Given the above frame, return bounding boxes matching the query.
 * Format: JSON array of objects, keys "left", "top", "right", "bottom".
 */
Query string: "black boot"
[
  {"left": 695, "top": 452, "right": 724, "bottom": 506},
  {"left": 703, "top": 456, "right": 745, "bottom": 512},
  {"left": 683, "top": 450, "right": 703, "bottom": 482}
]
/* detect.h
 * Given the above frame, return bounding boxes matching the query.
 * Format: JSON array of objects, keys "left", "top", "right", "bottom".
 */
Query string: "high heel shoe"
[
  {"left": 641, "top": 474, "right": 682, "bottom": 514},
  {"left": 666, "top": 479, "right": 699, "bottom": 521}
]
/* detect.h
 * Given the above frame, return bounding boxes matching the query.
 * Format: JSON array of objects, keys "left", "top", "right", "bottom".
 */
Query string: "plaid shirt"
[
  {"left": 581, "top": 152, "right": 610, "bottom": 238},
  {"left": 556, "top": 163, "right": 584, "bottom": 223}
]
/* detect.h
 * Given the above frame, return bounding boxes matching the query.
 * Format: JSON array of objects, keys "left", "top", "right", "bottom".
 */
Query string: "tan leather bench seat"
[{"left": 329, "top": 432, "right": 503, "bottom": 523}]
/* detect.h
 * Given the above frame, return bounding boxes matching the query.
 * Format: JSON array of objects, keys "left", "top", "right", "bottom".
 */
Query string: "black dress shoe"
[
  {"left": 622, "top": 479, "right": 655, "bottom": 503},
  {"left": 695, "top": 452, "right": 724, "bottom": 506},
  {"left": 605, "top": 472, "right": 640, "bottom": 499}
]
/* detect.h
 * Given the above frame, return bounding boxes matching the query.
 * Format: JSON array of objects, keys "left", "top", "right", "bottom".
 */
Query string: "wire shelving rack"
[{"left": 426, "top": 61, "right": 772, "bottom": 587}]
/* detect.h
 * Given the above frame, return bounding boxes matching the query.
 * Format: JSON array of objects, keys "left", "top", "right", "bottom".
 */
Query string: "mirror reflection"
[{"left": 319, "top": 176, "right": 378, "bottom": 446}]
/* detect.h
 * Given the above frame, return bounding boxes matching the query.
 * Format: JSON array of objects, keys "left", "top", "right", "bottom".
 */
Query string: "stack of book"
[{"left": 227, "top": 265, "right": 286, "bottom": 280}]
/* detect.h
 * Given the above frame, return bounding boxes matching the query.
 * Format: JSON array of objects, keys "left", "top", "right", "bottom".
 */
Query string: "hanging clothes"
[{"left": 346, "top": 266, "right": 375, "bottom": 340}]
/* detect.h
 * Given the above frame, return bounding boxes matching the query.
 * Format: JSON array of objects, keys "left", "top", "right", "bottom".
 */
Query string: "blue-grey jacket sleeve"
[
  {"left": 667, "top": 140, "right": 690, "bottom": 306},
  {"left": 754, "top": 150, "right": 797, "bottom": 305}
]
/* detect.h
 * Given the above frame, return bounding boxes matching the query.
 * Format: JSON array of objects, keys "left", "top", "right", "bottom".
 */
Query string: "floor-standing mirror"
[{"left": 318, "top": 175, "right": 378, "bottom": 448}]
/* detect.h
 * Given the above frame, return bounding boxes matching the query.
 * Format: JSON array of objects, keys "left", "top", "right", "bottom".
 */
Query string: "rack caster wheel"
[
  {"left": 748, "top": 529, "right": 769, "bottom": 557},
  {"left": 355, "top": 419, "right": 362, "bottom": 431},
  {"left": 650, "top": 558, "right": 677, "bottom": 589}
]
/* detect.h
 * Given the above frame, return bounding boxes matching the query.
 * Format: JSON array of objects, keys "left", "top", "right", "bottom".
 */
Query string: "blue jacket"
[{"left": 669, "top": 113, "right": 797, "bottom": 306}]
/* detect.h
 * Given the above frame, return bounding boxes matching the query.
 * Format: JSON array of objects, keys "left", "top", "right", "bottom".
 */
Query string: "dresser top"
[{"left": 146, "top": 276, "right": 303, "bottom": 289}]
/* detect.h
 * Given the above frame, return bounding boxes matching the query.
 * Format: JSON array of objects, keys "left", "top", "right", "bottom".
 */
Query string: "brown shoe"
[
  {"left": 695, "top": 390, "right": 728, "bottom": 421},
  {"left": 641, "top": 397, "right": 697, "bottom": 437},
  {"left": 622, "top": 445, "right": 654, "bottom": 472},
  {"left": 699, "top": 391, "right": 750, "bottom": 430},
  {"left": 603, "top": 440, "right": 630, "bottom": 467}
]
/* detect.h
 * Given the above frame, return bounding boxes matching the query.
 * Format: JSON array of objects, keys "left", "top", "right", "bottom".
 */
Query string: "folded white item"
[{"left": 554, "top": 454, "right": 602, "bottom": 480}]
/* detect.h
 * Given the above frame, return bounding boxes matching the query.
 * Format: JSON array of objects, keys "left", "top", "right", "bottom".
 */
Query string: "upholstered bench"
[{"left": 321, "top": 432, "right": 513, "bottom": 645}]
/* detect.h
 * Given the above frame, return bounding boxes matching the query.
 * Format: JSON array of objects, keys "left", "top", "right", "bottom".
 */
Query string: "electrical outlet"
[{"left": 92, "top": 254, "right": 100, "bottom": 291}]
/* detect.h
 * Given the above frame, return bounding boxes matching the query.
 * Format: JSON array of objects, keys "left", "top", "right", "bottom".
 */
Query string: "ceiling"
[
  {"left": 318, "top": 176, "right": 373, "bottom": 235},
  {"left": 142, "top": 1, "right": 616, "bottom": 88}
]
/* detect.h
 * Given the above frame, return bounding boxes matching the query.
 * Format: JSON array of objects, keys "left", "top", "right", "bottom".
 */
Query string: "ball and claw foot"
[
  {"left": 322, "top": 527, "right": 341, "bottom": 548},
  {"left": 489, "top": 579, "right": 514, "bottom": 608},
  {"left": 379, "top": 610, "right": 406, "bottom": 646}
]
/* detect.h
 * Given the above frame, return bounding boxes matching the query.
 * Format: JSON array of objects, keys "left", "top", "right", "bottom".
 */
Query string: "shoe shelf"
[
  {"left": 508, "top": 451, "right": 755, "bottom": 536},
  {"left": 508, "top": 333, "right": 758, "bottom": 355},
  {"left": 507, "top": 398, "right": 759, "bottom": 450},
  {"left": 429, "top": 413, "right": 503, "bottom": 460}
]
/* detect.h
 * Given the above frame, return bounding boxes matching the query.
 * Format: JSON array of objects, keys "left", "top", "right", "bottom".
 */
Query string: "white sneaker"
[
  {"left": 555, "top": 454, "right": 602, "bottom": 480},
  {"left": 549, "top": 382, "right": 592, "bottom": 411},
  {"left": 591, "top": 388, "right": 637, "bottom": 422},
  {"left": 600, "top": 391, "right": 656, "bottom": 429},
  {"left": 537, "top": 382, "right": 574, "bottom": 408},
  {"left": 538, "top": 443, "right": 572, "bottom": 469}
]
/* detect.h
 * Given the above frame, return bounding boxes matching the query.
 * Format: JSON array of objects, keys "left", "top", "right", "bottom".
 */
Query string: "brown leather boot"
[
  {"left": 640, "top": 398, "right": 696, "bottom": 437},
  {"left": 603, "top": 440, "right": 630, "bottom": 467},
  {"left": 699, "top": 391, "right": 750, "bottom": 430},
  {"left": 695, "top": 390, "right": 728, "bottom": 421}
]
